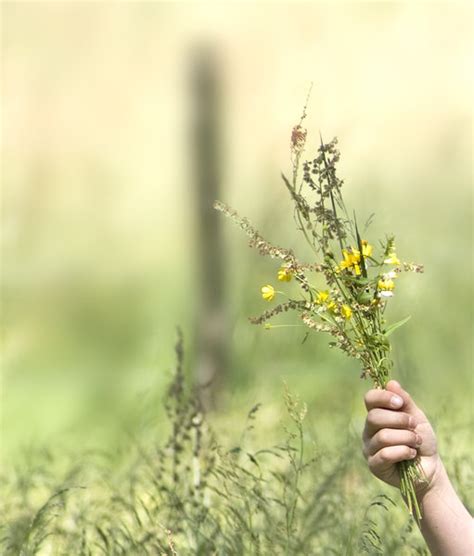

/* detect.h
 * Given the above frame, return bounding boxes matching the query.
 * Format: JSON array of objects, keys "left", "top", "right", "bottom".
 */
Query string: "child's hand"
[{"left": 362, "top": 380, "right": 440, "bottom": 491}]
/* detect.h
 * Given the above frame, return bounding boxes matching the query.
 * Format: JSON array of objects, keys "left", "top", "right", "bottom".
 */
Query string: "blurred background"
[{"left": 2, "top": 2, "right": 472, "bottom": 464}]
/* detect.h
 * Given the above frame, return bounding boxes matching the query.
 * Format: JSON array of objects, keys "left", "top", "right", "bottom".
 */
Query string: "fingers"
[
  {"left": 366, "top": 428, "right": 422, "bottom": 457},
  {"left": 368, "top": 445, "right": 417, "bottom": 474},
  {"left": 365, "top": 407, "right": 415, "bottom": 437},
  {"left": 385, "top": 380, "right": 417, "bottom": 414},
  {"left": 364, "top": 388, "right": 404, "bottom": 411},
  {"left": 362, "top": 381, "right": 426, "bottom": 484}
]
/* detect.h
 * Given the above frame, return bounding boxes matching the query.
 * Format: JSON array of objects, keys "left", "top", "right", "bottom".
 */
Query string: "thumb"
[{"left": 386, "top": 380, "right": 419, "bottom": 415}]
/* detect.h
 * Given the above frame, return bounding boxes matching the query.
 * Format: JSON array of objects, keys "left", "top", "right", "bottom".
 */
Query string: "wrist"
[{"left": 416, "top": 455, "right": 448, "bottom": 503}]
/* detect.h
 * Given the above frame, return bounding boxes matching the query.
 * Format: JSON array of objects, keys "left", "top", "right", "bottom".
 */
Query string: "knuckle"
[
  {"left": 378, "top": 448, "right": 391, "bottom": 463},
  {"left": 362, "top": 424, "right": 370, "bottom": 444},
  {"left": 364, "top": 390, "right": 378, "bottom": 409},
  {"left": 367, "top": 409, "right": 379, "bottom": 427},
  {"left": 367, "top": 456, "right": 377, "bottom": 472},
  {"left": 377, "top": 430, "right": 389, "bottom": 446},
  {"left": 365, "top": 389, "right": 388, "bottom": 408},
  {"left": 366, "top": 410, "right": 375, "bottom": 426}
]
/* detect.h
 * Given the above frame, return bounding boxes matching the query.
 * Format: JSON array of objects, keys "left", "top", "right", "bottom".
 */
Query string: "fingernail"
[
  {"left": 410, "top": 449, "right": 417, "bottom": 459},
  {"left": 408, "top": 417, "right": 416, "bottom": 429},
  {"left": 390, "top": 395, "right": 403, "bottom": 408},
  {"left": 415, "top": 435, "right": 422, "bottom": 446}
]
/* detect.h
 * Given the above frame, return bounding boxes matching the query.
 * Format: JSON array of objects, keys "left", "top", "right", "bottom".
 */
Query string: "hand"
[{"left": 362, "top": 380, "right": 440, "bottom": 492}]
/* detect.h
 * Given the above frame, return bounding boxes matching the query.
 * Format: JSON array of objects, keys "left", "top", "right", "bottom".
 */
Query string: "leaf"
[
  {"left": 354, "top": 211, "right": 368, "bottom": 278},
  {"left": 384, "top": 315, "right": 411, "bottom": 337}
]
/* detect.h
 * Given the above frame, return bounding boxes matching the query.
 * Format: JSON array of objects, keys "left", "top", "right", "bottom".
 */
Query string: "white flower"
[
  {"left": 378, "top": 290, "right": 394, "bottom": 298},
  {"left": 384, "top": 271, "right": 398, "bottom": 280}
]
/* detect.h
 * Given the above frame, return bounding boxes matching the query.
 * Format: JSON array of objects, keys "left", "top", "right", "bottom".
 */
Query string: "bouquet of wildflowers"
[{"left": 214, "top": 107, "right": 426, "bottom": 520}]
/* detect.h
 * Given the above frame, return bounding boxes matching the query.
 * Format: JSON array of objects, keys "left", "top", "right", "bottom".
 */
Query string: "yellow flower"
[
  {"left": 277, "top": 266, "right": 293, "bottom": 282},
  {"left": 339, "top": 249, "right": 353, "bottom": 270},
  {"left": 361, "top": 240, "right": 373, "bottom": 258},
  {"left": 377, "top": 277, "right": 395, "bottom": 298},
  {"left": 261, "top": 285, "right": 276, "bottom": 301},
  {"left": 378, "top": 278, "right": 395, "bottom": 290},
  {"left": 339, "top": 248, "right": 361, "bottom": 276},
  {"left": 341, "top": 304, "right": 352, "bottom": 320},
  {"left": 384, "top": 253, "right": 400, "bottom": 265},
  {"left": 327, "top": 300, "right": 337, "bottom": 313},
  {"left": 316, "top": 290, "right": 330, "bottom": 304}
]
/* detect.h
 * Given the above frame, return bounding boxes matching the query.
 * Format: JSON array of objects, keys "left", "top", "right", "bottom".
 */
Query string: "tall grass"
[{"left": 4, "top": 331, "right": 471, "bottom": 554}]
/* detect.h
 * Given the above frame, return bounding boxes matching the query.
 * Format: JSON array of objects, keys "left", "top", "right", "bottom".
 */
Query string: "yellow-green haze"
[{"left": 2, "top": 2, "right": 472, "bottom": 469}]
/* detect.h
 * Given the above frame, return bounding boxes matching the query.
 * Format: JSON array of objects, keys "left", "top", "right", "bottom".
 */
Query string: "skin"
[{"left": 363, "top": 380, "right": 473, "bottom": 556}]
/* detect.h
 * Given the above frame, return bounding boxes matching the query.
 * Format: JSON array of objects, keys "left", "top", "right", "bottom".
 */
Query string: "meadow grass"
[
  {"left": 2, "top": 166, "right": 472, "bottom": 554},
  {"left": 2, "top": 331, "right": 472, "bottom": 555}
]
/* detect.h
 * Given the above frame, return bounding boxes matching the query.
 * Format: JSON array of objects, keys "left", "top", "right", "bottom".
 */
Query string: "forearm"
[{"left": 418, "top": 459, "right": 473, "bottom": 556}]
